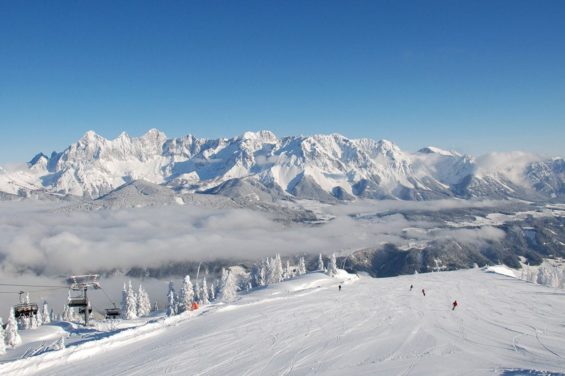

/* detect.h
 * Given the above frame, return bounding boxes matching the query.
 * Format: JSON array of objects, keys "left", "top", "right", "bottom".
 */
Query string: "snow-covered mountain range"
[{"left": 1, "top": 129, "right": 563, "bottom": 202}]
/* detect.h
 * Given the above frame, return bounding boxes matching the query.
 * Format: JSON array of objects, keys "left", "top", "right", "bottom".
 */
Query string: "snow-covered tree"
[
  {"left": 537, "top": 266, "right": 550, "bottom": 286},
  {"left": 32, "top": 313, "right": 41, "bottom": 328},
  {"left": 268, "top": 254, "right": 284, "bottom": 284},
  {"left": 0, "top": 318, "right": 6, "bottom": 354},
  {"left": 327, "top": 253, "right": 338, "bottom": 277},
  {"left": 18, "top": 316, "right": 28, "bottom": 330},
  {"left": 209, "top": 282, "right": 215, "bottom": 301},
  {"left": 285, "top": 259, "right": 291, "bottom": 279},
  {"left": 5, "top": 308, "right": 21, "bottom": 348},
  {"left": 62, "top": 304, "right": 74, "bottom": 322},
  {"left": 250, "top": 263, "right": 263, "bottom": 287},
  {"left": 318, "top": 253, "right": 324, "bottom": 271},
  {"left": 180, "top": 275, "right": 194, "bottom": 312},
  {"left": 121, "top": 280, "right": 138, "bottom": 320},
  {"left": 298, "top": 257, "right": 307, "bottom": 275},
  {"left": 120, "top": 283, "right": 128, "bottom": 319},
  {"left": 42, "top": 301, "right": 51, "bottom": 324},
  {"left": 194, "top": 281, "right": 201, "bottom": 303},
  {"left": 166, "top": 281, "right": 177, "bottom": 317},
  {"left": 219, "top": 268, "right": 237, "bottom": 303},
  {"left": 137, "top": 284, "right": 151, "bottom": 317},
  {"left": 201, "top": 279, "right": 210, "bottom": 305}
]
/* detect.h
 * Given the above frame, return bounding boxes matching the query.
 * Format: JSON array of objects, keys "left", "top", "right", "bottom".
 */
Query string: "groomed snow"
[{"left": 1, "top": 269, "right": 565, "bottom": 375}]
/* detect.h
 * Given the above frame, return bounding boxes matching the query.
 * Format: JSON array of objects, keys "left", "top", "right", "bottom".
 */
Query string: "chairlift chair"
[
  {"left": 105, "top": 307, "right": 121, "bottom": 319},
  {"left": 14, "top": 291, "right": 39, "bottom": 319}
]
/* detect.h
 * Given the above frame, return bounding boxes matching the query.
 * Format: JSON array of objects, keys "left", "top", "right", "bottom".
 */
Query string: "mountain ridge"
[{"left": 0, "top": 129, "right": 563, "bottom": 202}]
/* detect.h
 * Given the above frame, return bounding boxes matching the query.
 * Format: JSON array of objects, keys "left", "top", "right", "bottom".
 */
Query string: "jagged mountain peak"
[
  {"left": 418, "top": 146, "right": 460, "bottom": 157},
  {"left": 0, "top": 129, "right": 563, "bottom": 202},
  {"left": 240, "top": 130, "right": 278, "bottom": 143}
]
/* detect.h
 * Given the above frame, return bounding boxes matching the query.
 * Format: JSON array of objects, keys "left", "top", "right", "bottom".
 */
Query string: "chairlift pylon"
[{"left": 65, "top": 274, "right": 100, "bottom": 325}]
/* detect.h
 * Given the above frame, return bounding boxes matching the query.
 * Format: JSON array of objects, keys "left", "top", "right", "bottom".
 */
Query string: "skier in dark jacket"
[
  {"left": 410, "top": 284, "right": 413, "bottom": 291},
  {"left": 338, "top": 284, "right": 341, "bottom": 292},
  {"left": 421, "top": 289, "right": 426, "bottom": 296},
  {"left": 452, "top": 300, "right": 458, "bottom": 311}
]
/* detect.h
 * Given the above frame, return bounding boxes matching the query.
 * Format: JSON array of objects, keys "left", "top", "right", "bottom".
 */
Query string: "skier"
[
  {"left": 452, "top": 300, "right": 458, "bottom": 311},
  {"left": 421, "top": 289, "right": 426, "bottom": 296},
  {"left": 338, "top": 285, "right": 342, "bottom": 292},
  {"left": 410, "top": 284, "right": 413, "bottom": 291}
]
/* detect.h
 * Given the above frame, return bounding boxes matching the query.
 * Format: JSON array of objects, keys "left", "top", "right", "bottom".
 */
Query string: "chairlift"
[
  {"left": 65, "top": 274, "right": 100, "bottom": 325},
  {"left": 105, "top": 305, "right": 121, "bottom": 319},
  {"left": 14, "top": 291, "right": 39, "bottom": 319}
]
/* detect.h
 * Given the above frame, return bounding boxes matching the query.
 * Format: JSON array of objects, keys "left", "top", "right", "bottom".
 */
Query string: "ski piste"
[{"left": 1, "top": 268, "right": 565, "bottom": 375}]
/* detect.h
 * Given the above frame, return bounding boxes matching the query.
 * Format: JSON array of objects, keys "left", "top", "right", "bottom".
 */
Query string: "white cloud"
[{"left": 0, "top": 199, "right": 512, "bottom": 276}]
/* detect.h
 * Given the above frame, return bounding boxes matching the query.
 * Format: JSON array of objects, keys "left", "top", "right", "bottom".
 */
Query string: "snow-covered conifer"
[
  {"left": 166, "top": 281, "right": 177, "bottom": 316},
  {"left": 327, "top": 253, "right": 338, "bottom": 277},
  {"left": 298, "top": 257, "right": 307, "bottom": 275},
  {"left": 318, "top": 253, "right": 324, "bottom": 271},
  {"left": 201, "top": 279, "right": 209, "bottom": 305},
  {"left": 209, "top": 282, "right": 215, "bottom": 301},
  {"left": 268, "top": 254, "right": 284, "bottom": 284},
  {"left": 250, "top": 263, "right": 262, "bottom": 287},
  {"left": 34, "top": 312, "right": 42, "bottom": 328},
  {"left": 180, "top": 275, "right": 194, "bottom": 311},
  {"left": 120, "top": 283, "right": 128, "bottom": 319},
  {"left": 42, "top": 301, "right": 51, "bottom": 324},
  {"left": 5, "top": 308, "right": 21, "bottom": 348},
  {"left": 18, "top": 316, "right": 28, "bottom": 330},
  {"left": 0, "top": 318, "right": 6, "bottom": 354},
  {"left": 194, "top": 281, "right": 201, "bottom": 303},
  {"left": 219, "top": 268, "right": 237, "bottom": 302},
  {"left": 137, "top": 284, "right": 151, "bottom": 317},
  {"left": 122, "top": 280, "right": 138, "bottom": 320},
  {"left": 285, "top": 259, "right": 291, "bottom": 279}
]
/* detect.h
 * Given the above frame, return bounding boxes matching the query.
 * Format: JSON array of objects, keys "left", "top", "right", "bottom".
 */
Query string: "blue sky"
[{"left": 1, "top": 1, "right": 564, "bottom": 163}]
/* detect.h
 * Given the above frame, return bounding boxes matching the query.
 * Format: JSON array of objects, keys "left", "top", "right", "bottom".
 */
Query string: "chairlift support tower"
[{"left": 66, "top": 274, "right": 101, "bottom": 326}]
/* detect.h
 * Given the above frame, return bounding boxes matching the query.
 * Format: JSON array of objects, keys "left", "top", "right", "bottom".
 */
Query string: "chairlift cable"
[
  {"left": 0, "top": 283, "right": 68, "bottom": 288},
  {"left": 100, "top": 286, "right": 117, "bottom": 307}
]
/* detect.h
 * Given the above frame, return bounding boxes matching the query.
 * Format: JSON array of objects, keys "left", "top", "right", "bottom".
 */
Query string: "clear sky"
[{"left": 1, "top": 1, "right": 564, "bottom": 163}]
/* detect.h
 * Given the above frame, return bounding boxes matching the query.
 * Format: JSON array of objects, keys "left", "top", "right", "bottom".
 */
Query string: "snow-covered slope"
[
  {"left": 0, "top": 130, "right": 563, "bottom": 201},
  {"left": 1, "top": 269, "right": 565, "bottom": 375}
]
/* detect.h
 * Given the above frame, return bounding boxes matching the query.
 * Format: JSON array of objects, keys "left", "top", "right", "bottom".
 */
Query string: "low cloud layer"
[{"left": 0, "top": 199, "right": 510, "bottom": 276}]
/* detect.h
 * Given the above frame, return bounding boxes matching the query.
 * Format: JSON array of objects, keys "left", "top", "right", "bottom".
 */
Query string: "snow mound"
[{"left": 484, "top": 265, "right": 519, "bottom": 278}]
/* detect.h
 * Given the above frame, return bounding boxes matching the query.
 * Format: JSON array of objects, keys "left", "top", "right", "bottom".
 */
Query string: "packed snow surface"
[{"left": 1, "top": 269, "right": 565, "bottom": 375}]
